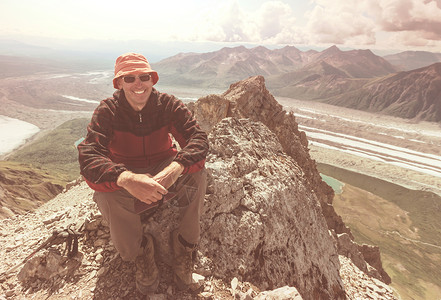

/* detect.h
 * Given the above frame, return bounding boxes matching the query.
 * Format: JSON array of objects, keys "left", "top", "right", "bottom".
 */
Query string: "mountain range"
[
  {"left": 153, "top": 45, "right": 441, "bottom": 123},
  {"left": 154, "top": 45, "right": 397, "bottom": 87}
]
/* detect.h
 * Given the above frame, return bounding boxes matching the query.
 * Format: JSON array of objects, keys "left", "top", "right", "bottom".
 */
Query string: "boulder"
[{"left": 255, "top": 286, "right": 303, "bottom": 300}]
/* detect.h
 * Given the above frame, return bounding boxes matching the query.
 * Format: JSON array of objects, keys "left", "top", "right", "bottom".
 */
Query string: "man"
[{"left": 77, "top": 53, "right": 208, "bottom": 294}]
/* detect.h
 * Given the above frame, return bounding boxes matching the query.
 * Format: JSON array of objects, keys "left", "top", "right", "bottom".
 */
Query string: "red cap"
[{"left": 113, "top": 53, "right": 159, "bottom": 89}]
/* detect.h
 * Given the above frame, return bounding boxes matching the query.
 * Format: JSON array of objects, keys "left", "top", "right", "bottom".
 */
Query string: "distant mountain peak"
[
  {"left": 324, "top": 45, "right": 342, "bottom": 53},
  {"left": 354, "top": 49, "right": 375, "bottom": 56},
  {"left": 314, "top": 45, "right": 344, "bottom": 61},
  {"left": 251, "top": 45, "right": 270, "bottom": 53},
  {"left": 220, "top": 45, "right": 248, "bottom": 53}
]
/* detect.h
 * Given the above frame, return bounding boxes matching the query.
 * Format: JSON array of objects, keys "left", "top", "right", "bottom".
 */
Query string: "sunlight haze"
[{"left": 1, "top": 0, "right": 441, "bottom": 54}]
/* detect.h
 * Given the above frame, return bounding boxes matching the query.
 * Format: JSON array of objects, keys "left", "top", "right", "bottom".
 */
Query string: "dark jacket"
[{"left": 78, "top": 88, "right": 208, "bottom": 192}]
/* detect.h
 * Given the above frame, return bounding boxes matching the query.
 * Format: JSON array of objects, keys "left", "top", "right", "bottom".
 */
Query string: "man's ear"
[{"left": 117, "top": 78, "right": 123, "bottom": 89}]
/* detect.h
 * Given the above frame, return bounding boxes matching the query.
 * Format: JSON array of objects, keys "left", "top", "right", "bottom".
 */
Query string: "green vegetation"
[
  {"left": 318, "top": 163, "right": 441, "bottom": 300},
  {"left": 7, "top": 118, "right": 89, "bottom": 184}
]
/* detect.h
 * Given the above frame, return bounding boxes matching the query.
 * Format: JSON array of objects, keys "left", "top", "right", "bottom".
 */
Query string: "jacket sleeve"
[
  {"left": 77, "top": 101, "right": 128, "bottom": 192},
  {"left": 166, "top": 96, "right": 209, "bottom": 174}
]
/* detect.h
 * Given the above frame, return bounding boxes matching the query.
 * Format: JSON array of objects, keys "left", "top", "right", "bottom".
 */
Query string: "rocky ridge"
[
  {"left": 0, "top": 76, "right": 396, "bottom": 299},
  {"left": 0, "top": 180, "right": 394, "bottom": 299},
  {"left": 191, "top": 76, "right": 391, "bottom": 285}
]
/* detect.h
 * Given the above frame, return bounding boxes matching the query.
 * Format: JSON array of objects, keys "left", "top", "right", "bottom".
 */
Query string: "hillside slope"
[
  {"left": 308, "top": 46, "right": 397, "bottom": 78},
  {"left": 325, "top": 63, "right": 441, "bottom": 122},
  {"left": 0, "top": 118, "right": 89, "bottom": 219},
  {"left": 7, "top": 118, "right": 89, "bottom": 181},
  {"left": 153, "top": 45, "right": 441, "bottom": 123},
  {"left": 383, "top": 50, "right": 441, "bottom": 71},
  {"left": 0, "top": 161, "right": 64, "bottom": 219}
]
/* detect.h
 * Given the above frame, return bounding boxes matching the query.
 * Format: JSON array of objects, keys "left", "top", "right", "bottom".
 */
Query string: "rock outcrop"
[
  {"left": 0, "top": 180, "right": 396, "bottom": 299},
  {"left": 202, "top": 118, "right": 344, "bottom": 298},
  {"left": 191, "top": 75, "right": 391, "bottom": 285},
  {"left": 193, "top": 76, "right": 351, "bottom": 236},
  {"left": 140, "top": 116, "right": 347, "bottom": 299}
]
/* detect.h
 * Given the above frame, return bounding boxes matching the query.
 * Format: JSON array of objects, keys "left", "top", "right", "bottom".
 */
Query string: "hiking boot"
[
  {"left": 171, "top": 229, "right": 196, "bottom": 290},
  {"left": 135, "top": 233, "right": 159, "bottom": 294}
]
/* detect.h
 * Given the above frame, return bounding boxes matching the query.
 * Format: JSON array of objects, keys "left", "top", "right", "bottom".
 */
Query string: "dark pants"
[{"left": 94, "top": 158, "right": 206, "bottom": 261}]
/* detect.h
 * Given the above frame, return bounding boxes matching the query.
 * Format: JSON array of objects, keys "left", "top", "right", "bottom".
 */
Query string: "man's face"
[{"left": 117, "top": 72, "right": 154, "bottom": 111}]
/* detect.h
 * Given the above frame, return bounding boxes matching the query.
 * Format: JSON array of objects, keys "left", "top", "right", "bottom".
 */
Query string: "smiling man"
[{"left": 78, "top": 53, "right": 208, "bottom": 294}]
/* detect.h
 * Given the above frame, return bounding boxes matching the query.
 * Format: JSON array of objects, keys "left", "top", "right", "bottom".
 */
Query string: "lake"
[{"left": 0, "top": 115, "right": 40, "bottom": 156}]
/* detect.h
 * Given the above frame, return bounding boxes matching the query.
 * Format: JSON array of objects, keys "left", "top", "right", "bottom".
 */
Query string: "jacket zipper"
[{"left": 138, "top": 112, "right": 147, "bottom": 157}]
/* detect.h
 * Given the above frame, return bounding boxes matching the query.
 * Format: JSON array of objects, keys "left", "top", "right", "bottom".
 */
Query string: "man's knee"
[
  {"left": 93, "top": 190, "right": 143, "bottom": 261},
  {"left": 174, "top": 168, "right": 207, "bottom": 207}
]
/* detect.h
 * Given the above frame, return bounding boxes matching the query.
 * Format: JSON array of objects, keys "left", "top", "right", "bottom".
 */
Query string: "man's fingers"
[
  {"left": 157, "top": 183, "right": 168, "bottom": 194},
  {"left": 151, "top": 191, "right": 164, "bottom": 201},
  {"left": 123, "top": 173, "right": 168, "bottom": 204},
  {"left": 141, "top": 189, "right": 166, "bottom": 203}
]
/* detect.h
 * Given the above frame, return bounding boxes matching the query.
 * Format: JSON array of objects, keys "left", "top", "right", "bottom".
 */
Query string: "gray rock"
[
  {"left": 17, "top": 249, "right": 82, "bottom": 282},
  {"left": 255, "top": 286, "right": 303, "bottom": 300},
  {"left": 200, "top": 118, "right": 344, "bottom": 299}
]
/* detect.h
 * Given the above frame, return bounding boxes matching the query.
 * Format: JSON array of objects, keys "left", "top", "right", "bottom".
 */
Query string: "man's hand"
[
  {"left": 153, "top": 161, "right": 185, "bottom": 189},
  {"left": 117, "top": 171, "right": 167, "bottom": 204}
]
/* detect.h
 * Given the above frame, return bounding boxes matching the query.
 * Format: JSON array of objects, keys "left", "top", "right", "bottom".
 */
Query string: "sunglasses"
[{"left": 122, "top": 74, "right": 152, "bottom": 83}]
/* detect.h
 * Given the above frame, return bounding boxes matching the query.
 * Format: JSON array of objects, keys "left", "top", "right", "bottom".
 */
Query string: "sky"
[{"left": 1, "top": 0, "right": 441, "bottom": 56}]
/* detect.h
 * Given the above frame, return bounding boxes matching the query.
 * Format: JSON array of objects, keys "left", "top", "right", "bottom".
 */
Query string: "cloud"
[
  {"left": 253, "top": 1, "right": 302, "bottom": 43},
  {"left": 376, "top": 0, "right": 441, "bottom": 37},
  {"left": 178, "top": 0, "right": 441, "bottom": 51},
  {"left": 424, "top": 0, "right": 441, "bottom": 10},
  {"left": 187, "top": 1, "right": 304, "bottom": 44},
  {"left": 388, "top": 31, "right": 435, "bottom": 47},
  {"left": 305, "top": 2, "right": 376, "bottom": 45},
  {"left": 217, "top": 1, "right": 249, "bottom": 42},
  {"left": 305, "top": 0, "right": 441, "bottom": 50}
]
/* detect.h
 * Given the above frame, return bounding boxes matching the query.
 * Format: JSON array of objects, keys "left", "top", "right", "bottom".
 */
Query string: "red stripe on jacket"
[{"left": 78, "top": 88, "right": 209, "bottom": 192}]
